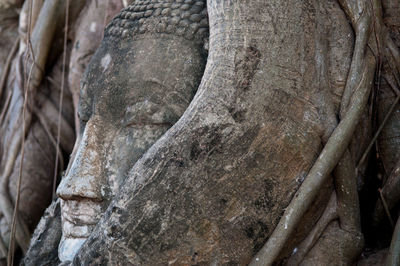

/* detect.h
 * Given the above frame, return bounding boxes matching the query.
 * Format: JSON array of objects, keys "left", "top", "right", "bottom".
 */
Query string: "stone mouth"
[
  {"left": 60, "top": 199, "right": 103, "bottom": 239},
  {"left": 61, "top": 199, "right": 102, "bottom": 224},
  {"left": 62, "top": 219, "right": 95, "bottom": 238},
  {"left": 62, "top": 210, "right": 100, "bottom": 226}
]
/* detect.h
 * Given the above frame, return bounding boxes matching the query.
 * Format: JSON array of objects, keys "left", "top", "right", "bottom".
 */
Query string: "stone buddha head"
[{"left": 55, "top": 0, "right": 208, "bottom": 262}]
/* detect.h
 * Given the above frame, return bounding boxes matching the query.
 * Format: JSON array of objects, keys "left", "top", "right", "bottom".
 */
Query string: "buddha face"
[{"left": 56, "top": 35, "right": 205, "bottom": 262}]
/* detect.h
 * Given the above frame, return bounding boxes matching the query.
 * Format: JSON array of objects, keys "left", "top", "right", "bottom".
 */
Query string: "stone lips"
[{"left": 105, "top": 0, "right": 209, "bottom": 43}]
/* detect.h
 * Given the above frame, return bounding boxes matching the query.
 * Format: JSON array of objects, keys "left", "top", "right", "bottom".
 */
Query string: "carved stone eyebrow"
[{"left": 122, "top": 79, "right": 168, "bottom": 102}]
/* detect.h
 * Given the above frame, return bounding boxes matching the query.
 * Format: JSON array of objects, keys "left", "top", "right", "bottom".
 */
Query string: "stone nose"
[{"left": 57, "top": 120, "right": 104, "bottom": 201}]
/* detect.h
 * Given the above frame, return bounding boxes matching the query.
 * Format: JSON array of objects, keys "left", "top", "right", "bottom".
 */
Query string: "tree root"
[
  {"left": 385, "top": 32, "right": 400, "bottom": 79},
  {"left": 28, "top": 0, "right": 66, "bottom": 90},
  {"left": 339, "top": 10, "right": 372, "bottom": 117},
  {"left": 53, "top": 0, "right": 69, "bottom": 198},
  {"left": 0, "top": 37, "right": 18, "bottom": 102},
  {"left": 30, "top": 0, "right": 44, "bottom": 31},
  {"left": 249, "top": 1, "right": 375, "bottom": 265},
  {"left": 0, "top": 108, "right": 32, "bottom": 255},
  {"left": 285, "top": 4, "right": 363, "bottom": 264},
  {"left": 6, "top": 54, "right": 35, "bottom": 263},
  {"left": 0, "top": 234, "right": 6, "bottom": 259},
  {"left": 0, "top": 185, "right": 31, "bottom": 254},
  {"left": 335, "top": 150, "right": 362, "bottom": 231},
  {"left": 250, "top": 53, "right": 375, "bottom": 266},
  {"left": 287, "top": 149, "right": 363, "bottom": 266},
  {"left": 36, "top": 93, "right": 75, "bottom": 152},
  {"left": 0, "top": 0, "right": 68, "bottom": 262},
  {"left": 35, "top": 107, "right": 64, "bottom": 173},
  {"left": 0, "top": 89, "right": 12, "bottom": 125},
  {"left": 286, "top": 192, "right": 338, "bottom": 265}
]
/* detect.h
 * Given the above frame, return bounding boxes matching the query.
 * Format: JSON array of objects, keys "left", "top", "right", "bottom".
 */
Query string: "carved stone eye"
[{"left": 123, "top": 100, "right": 177, "bottom": 127}]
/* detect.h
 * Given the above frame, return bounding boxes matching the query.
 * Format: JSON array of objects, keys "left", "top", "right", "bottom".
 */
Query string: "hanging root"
[
  {"left": 53, "top": 0, "right": 69, "bottom": 198},
  {"left": 28, "top": 0, "right": 67, "bottom": 90},
  {"left": 0, "top": 89, "right": 12, "bottom": 125},
  {"left": 334, "top": 150, "right": 362, "bottom": 232},
  {"left": 35, "top": 107, "right": 64, "bottom": 172},
  {"left": 249, "top": 1, "right": 376, "bottom": 265},
  {"left": 0, "top": 233, "right": 7, "bottom": 259},
  {"left": 286, "top": 192, "right": 338, "bottom": 265},
  {"left": 0, "top": 0, "right": 68, "bottom": 263},
  {"left": 288, "top": 141, "right": 364, "bottom": 265},
  {"left": 0, "top": 37, "right": 18, "bottom": 102},
  {"left": 0, "top": 110, "right": 32, "bottom": 254},
  {"left": 7, "top": 43, "right": 35, "bottom": 264}
]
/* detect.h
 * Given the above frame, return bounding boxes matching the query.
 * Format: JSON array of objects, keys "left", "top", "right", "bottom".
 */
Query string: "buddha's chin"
[{"left": 58, "top": 235, "right": 87, "bottom": 262}]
